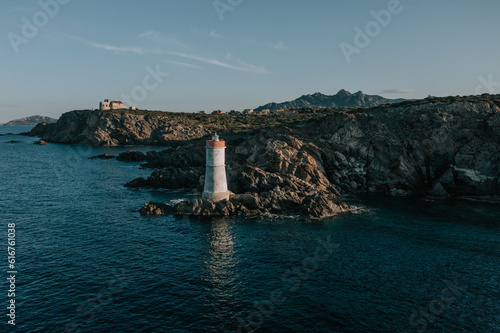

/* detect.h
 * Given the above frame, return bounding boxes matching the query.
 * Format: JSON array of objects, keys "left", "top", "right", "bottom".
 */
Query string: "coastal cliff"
[
  {"left": 25, "top": 108, "right": 327, "bottom": 146},
  {"left": 27, "top": 94, "right": 500, "bottom": 217},
  {"left": 27, "top": 110, "right": 215, "bottom": 145}
]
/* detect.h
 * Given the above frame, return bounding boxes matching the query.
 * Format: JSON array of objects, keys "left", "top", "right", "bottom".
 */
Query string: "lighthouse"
[{"left": 202, "top": 134, "right": 230, "bottom": 202}]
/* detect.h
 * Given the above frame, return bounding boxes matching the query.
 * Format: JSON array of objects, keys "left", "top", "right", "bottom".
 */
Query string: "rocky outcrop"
[
  {"left": 136, "top": 95, "right": 500, "bottom": 218},
  {"left": 21, "top": 94, "right": 500, "bottom": 218},
  {"left": 25, "top": 110, "right": 216, "bottom": 146},
  {"left": 88, "top": 154, "right": 115, "bottom": 160},
  {"left": 139, "top": 202, "right": 175, "bottom": 216},
  {"left": 125, "top": 167, "right": 204, "bottom": 190},
  {"left": 116, "top": 150, "right": 147, "bottom": 162},
  {"left": 137, "top": 130, "right": 349, "bottom": 219},
  {"left": 310, "top": 97, "right": 500, "bottom": 198},
  {"left": 141, "top": 189, "right": 348, "bottom": 220}
]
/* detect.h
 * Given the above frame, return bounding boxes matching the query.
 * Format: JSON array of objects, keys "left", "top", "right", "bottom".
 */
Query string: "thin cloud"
[
  {"left": 380, "top": 89, "right": 416, "bottom": 94},
  {"left": 271, "top": 41, "right": 287, "bottom": 50},
  {"left": 50, "top": 31, "right": 154, "bottom": 54},
  {"left": 56, "top": 32, "right": 267, "bottom": 74},
  {"left": 162, "top": 60, "right": 200, "bottom": 69},
  {"left": 166, "top": 51, "right": 268, "bottom": 74},
  {"left": 89, "top": 42, "right": 150, "bottom": 55}
]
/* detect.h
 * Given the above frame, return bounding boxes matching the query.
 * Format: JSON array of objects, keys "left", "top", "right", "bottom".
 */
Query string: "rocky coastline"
[{"left": 26, "top": 94, "right": 500, "bottom": 219}]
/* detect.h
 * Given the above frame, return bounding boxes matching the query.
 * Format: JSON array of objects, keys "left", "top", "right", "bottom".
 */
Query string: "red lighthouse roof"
[{"left": 206, "top": 133, "right": 225, "bottom": 147}]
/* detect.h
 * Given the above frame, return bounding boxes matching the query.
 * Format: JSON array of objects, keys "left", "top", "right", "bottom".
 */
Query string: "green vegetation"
[{"left": 94, "top": 108, "right": 347, "bottom": 133}]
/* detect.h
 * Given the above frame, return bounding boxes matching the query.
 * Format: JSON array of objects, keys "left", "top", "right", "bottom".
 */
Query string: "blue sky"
[{"left": 1, "top": 0, "right": 500, "bottom": 122}]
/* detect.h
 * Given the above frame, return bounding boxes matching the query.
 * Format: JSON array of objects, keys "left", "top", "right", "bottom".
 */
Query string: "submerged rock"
[{"left": 88, "top": 154, "right": 115, "bottom": 160}]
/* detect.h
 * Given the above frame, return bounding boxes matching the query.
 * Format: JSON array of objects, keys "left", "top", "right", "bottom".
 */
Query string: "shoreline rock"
[
  {"left": 140, "top": 192, "right": 350, "bottom": 220},
  {"left": 116, "top": 150, "right": 147, "bottom": 162},
  {"left": 88, "top": 154, "right": 115, "bottom": 160}
]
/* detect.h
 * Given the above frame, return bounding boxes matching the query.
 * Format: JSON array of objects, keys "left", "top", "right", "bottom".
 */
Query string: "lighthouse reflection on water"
[{"left": 201, "top": 219, "right": 240, "bottom": 324}]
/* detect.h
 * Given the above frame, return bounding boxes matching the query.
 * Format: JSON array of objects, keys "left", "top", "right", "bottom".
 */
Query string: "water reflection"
[
  {"left": 202, "top": 218, "right": 240, "bottom": 325},
  {"left": 203, "top": 219, "right": 239, "bottom": 292}
]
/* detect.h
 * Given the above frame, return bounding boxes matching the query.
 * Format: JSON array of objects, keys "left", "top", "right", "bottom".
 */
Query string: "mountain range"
[{"left": 255, "top": 89, "right": 407, "bottom": 111}]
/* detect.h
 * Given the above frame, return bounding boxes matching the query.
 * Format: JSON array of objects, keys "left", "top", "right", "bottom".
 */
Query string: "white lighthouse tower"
[{"left": 203, "top": 134, "right": 230, "bottom": 202}]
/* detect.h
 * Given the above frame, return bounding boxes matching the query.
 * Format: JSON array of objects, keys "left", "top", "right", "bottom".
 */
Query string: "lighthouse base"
[{"left": 202, "top": 190, "right": 230, "bottom": 202}]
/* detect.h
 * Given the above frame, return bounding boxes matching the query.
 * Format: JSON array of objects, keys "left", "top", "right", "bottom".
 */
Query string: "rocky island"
[
  {"left": 4, "top": 115, "right": 57, "bottom": 126},
  {"left": 25, "top": 93, "right": 500, "bottom": 219}
]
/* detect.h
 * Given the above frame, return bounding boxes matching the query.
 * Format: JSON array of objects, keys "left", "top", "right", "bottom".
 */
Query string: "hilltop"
[
  {"left": 24, "top": 108, "right": 342, "bottom": 145},
  {"left": 3, "top": 115, "right": 57, "bottom": 126},
  {"left": 254, "top": 89, "right": 407, "bottom": 111}
]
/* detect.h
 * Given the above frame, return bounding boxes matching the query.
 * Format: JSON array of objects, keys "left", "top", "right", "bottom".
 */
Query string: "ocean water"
[{"left": 1, "top": 126, "right": 499, "bottom": 333}]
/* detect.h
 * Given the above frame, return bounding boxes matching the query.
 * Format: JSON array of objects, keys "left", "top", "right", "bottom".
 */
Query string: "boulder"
[
  {"left": 125, "top": 166, "right": 204, "bottom": 190},
  {"left": 117, "top": 150, "right": 147, "bottom": 162},
  {"left": 429, "top": 182, "right": 449, "bottom": 197},
  {"left": 139, "top": 202, "right": 175, "bottom": 215}
]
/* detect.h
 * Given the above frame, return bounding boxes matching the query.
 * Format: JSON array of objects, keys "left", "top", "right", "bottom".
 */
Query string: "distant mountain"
[
  {"left": 3, "top": 115, "right": 57, "bottom": 126},
  {"left": 255, "top": 89, "right": 407, "bottom": 111}
]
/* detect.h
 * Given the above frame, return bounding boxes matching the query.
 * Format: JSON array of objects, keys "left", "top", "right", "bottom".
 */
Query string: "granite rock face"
[
  {"left": 26, "top": 110, "right": 213, "bottom": 146},
  {"left": 137, "top": 96, "right": 500, "bottom": 217},
  {"left": 311, "top": 98, "right": 500, "bottom": 198},
  {"left": 24, "top": 95, "right": 500, "bottom": 217},
  {"left": 137, "top": 131, "right": 349, "bottom": 219}
]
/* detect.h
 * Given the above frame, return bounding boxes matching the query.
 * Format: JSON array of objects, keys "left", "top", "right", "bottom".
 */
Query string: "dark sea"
[{"left": 1, "top": 126, "right": 499, "bottom": 333}]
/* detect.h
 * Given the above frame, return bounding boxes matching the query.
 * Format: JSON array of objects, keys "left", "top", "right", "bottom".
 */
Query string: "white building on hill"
[{"left": 100, "top": 99, "right": 126, "bottom": 110}]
